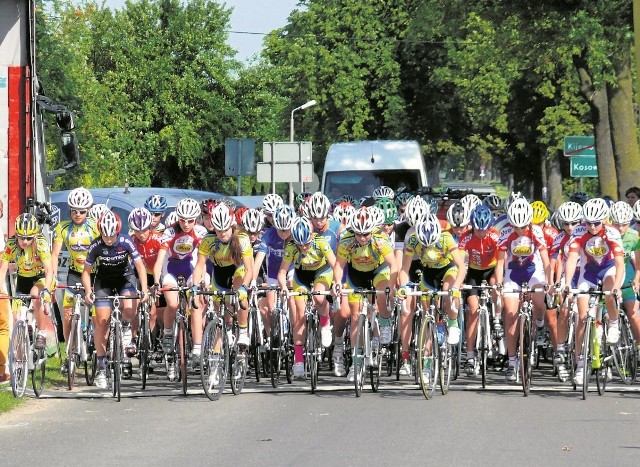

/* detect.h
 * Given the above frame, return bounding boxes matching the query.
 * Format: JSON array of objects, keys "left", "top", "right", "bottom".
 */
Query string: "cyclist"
[
  {"left": 493, "top": 191, "right": 525, "bottom": 233},
  {"left": 446, "top": 201, "right": 471, "bottom": 241},
  {"left": 0, "top": 214, "right": 55, "bottom": 350},
  {"left": 483, "top": 194, "right": 503, "bottom": 218},
  {"left": 458, "top": 204, "right": 501, "bottom": 376},
  {"left": 82, "top": 211, "right": 148, "bottom": 389},
  {"left": 375, "top": 197, "right": 398, "bottom": 241},
  {"left": 192, "top": 204, "right": 254, "bottom": 359},
  {"left": 153, "top": 197, "right": 207, "bottom": 376},
  {"left": 494, "top": 198, "right": 551, "bottom": 382},
  {"left": 277, "top": 217, "right": 337, "bottom": 379},
  {"left": 262, "top": 193, "right": 285, "bottom": 229},
  {"left": 394, "top": 192, "right": 414, "bottom": 219},
  {"left": 88, "top": 204, "right": 109, "bottom": 221},
  {"left": 333, "top": 207, "right": 398, "bottom": 382},
  {"left": 51, "top": 187, "right": 100, "bottom": 374},
  {"left": 144, "top": 194, "right": 168, "bottom": 233},
  {"left": 372, "top": 186, "right": 395, "bottom": 200}
]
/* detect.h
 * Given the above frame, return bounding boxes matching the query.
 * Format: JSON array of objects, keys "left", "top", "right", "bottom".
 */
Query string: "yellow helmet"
[
  {"left": 531, "top": 201, "right": 549, "bottom": 224},
  {"left": 14, "top": 213, "right": 40, "bottom": 236}
]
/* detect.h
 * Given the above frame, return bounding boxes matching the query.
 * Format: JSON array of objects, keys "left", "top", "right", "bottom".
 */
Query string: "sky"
[{"left": 103, "top": 0, "right": 299, "bottom": 61}]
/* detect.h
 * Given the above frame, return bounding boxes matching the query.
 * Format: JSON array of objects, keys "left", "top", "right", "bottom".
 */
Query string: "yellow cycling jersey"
[
  {"left": 283, "top": 234, "right": 333, "bottom": 271},
  {"left": 53, "top": 219, "right": 100, "bottom": 273},
  {"left": 337, "top": 231, "right": 393, "bottom": 272},
  {"left": 2, "top": 235, "right": 51, "bottom": 278},
  {"left": 404, "top": 230, "right": 458, "bottom": 269},
  {"left": 198, "top": 232, "right": 252, "bottom": 267}
]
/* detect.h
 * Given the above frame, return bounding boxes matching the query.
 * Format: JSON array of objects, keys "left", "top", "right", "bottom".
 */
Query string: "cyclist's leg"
[
  {"left": 601, "top": 267, "right": 619, "bottom": 342},
  {"left": 161, "top": 273, "right": 179, "bottom": 351},
  {"left": 313, "top": 266, "right": 333, "bottom": 347},
  {"left": 502, "top": 279, "right": 520, "bottom": 380},
  {"left": 189, "top": 271, "right": 210, "bottom": 355},
  {"left": 624, "top": 299, "right": 640, "bottom": 342},
  {"left": 92, "top": 282, "right": 112, "bottom": 389},
  {"left": 291, "top": 272, "right": 309, "bottom": 376},
  {"left": 440, "top": 269, "right": 461, "bottom": 344},
  {"left": 373, "top": 265, "right": 392, "bottom": 344}
]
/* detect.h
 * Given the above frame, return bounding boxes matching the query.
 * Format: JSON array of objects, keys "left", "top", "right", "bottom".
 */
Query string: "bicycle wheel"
[
  {"left": 370, "top": 338, "right": 382, "bottom": 393},
  {"left": 9, "top": 322, "right": 29, "bottom": 398},
  {"left": 412, "top": 313, "right": 422, "bottom": 385},
  {"left": 31, "top": 347, "right": 46, "bottom": 397},
  {"left": 439, "top": 335, "right": 454, "bottom": 395},
  {"left": 250, "top": 309, "right": 261, "bottom": 382},
  {"left": 139, "top": 314, "right": 151, "bottom": 390},
  {"left": 353, "top": 314, "right": 366, "bottom": 397},
  {"left": 178, "top": 318, "right": 188, "bottom": 396},
  {"left": 112, "top": 322, "right": 122, "bottom": 401},
  {"left": 394, "top": 326, "right": 402, "bottom": 381},
  {"left": 85, "top": 319, "right": 96, "bottom": 386},
  {"left": 518, "top": 315, "right": 532, "bottom": 397},
  {"left": 285, "top": 330, "right": 293, "bottom": 384},
  {"left": 454, "top": 307, "right": 464, "bottom": 380},
  {"left": 595, "top": 323, "right": 608, "bottom": 396},
  {"left": 270, "top": 312, "right": 282, "bottom": 388},
  {"left": 230, "top": 345, "right": 247, "bottom": 395},
  {"left": 387, "top": 310, "right": 399, "bottom": 377},
  {"left": 418, "top": 317, "right": 438, "bottom": 400},
  {"left": 201, "top": 320, "right": 227, "bottom": 401},
  {"left": 67, "top": 317, "right": 78, "bottom": 390},
  {"left": 581, "top": 317, "right": 592, "bottom": 400},
  {"left": 306, "top": 314, "right": 319, "bottom": 393},
  {"left": 566, "top": 315, "right": 577, "bottom": 391},
  {"left": 611, "top": 317, "right": 637, "bottom": 385}
]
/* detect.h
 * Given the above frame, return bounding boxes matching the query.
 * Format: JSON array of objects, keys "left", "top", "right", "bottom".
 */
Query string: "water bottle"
[{"left": 436, "top": 322, "right": 446, "bottom": 345}]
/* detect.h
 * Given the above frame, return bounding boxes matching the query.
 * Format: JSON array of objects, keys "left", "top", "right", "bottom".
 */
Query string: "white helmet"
[
  {"left": 88, "top": 204, "right": 110, "bottom": 221},
  {"left": 165, "top": 211, "right": 178, "bottom": 227},
  {"left": 242, "top": 208, "right": 264, "bottom": 233},
  {"left": 556, "top": 201, "right": 583, "bottom": 224},
  {"left": 332, "top": 203, "right": 355, "bottom": 226},
  {"left": 582, "top": 198, "right": 609, "bottom": 223},
  {"left": 460, "top": 194, "right": 481, "bottom": 213},
  {"left": 99, "top": 210, "right": 121, "bottom": 237},
  {"left": 634, "top": 200, "right": 640, "bottom": 222},
  {"left": 404, "top": 197, "right": 428, "bottom": 227},
  {"left": 175, "top": 198, "right": 201, "bottom": 220},
  {"left": 372, "top": 185, "right": 395, "bottom": 200},
  {"left": 504, "top": 191, "right": 525, "bottom": 211},
  {"left": 307, "top": 192, "right": 331, "bottom": 219},
  {"left": 609, "top": 201, "right": 633, "bottom": 225},
  {"left": 262, "top": 193, "right": 284, "bottom": 215},
  {"left": 368, "top": 206, "right": 385, "bottom": 227},
  {"left": 446, "top": 202, "right": 470, "bottom": 227},
  {"left": 416, "top": 217, "right": 442, "bottom": 247},
  {"left": 273, "top": 205, "right": 296, "bottom": 230},
  {"left": 128, "top": 207, "right": 153, "bottom": 231},
  {"left": 210, "top": 204, "right": 233, "bottom": 231},
  {"left": 68, "top": 187, "right": 93, "bottom": 209},
  {"left": 350, "top": 207, "right": 377, "bottom": 234},
  {"left": 507, "top": 198, "right": 533, "bottom": 228}
]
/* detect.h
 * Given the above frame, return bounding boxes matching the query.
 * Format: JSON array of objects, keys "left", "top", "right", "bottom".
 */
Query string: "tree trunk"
[
  {"left": 539, "top": 148, "right": 547, "bottom": 200},
  {"left": 607, "top": 52, "right": 640, "bottom": 200},
  {"left": 546, "top": 149, "right": 563, "bottom": 210},
  {"left": 573, "top": 52, "right": 617, "bottom": 197}
]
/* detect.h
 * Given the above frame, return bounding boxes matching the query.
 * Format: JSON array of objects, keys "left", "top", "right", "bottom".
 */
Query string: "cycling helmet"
[
  {"left": 507, "top": 198, "right": 533, "bottom": 228},
  {"left": 350, "top": 207, "right": 377, "bottom": 234},
  {"left": 295, "top": 192, "right": 312, "bottom": 209},
  {"left": 67, "top": 187, "right": 93, "bottom": 209},
  {"left": 332, "top": 202, "right": 356, "bottom": 226},
  {"left": 375, "top": 197, "right": 398, "bottom": 224},
  {"left": 335, "top": 194, "right": 357, "bottom": 207},
  {"left": 291, "top": 216, "right": 313, "bottom": 245},
  {"left": 98, "top": 211, "right": 121, "bottom": 236},
  {"left": 609, "top": 201, "right": 633, "bottom": 225},
  {"left": 504, "top": 191, "right": 525, "bottom": 211},
  {"left": 210, "top": 204, "right": 233, "bottom": 231},
  {"left": 262, "top": 193, "right": 284, "bottom": 215},
  {"left": 175, "top": 198, "right": 201, "bottom": 220},
  {"left": 307, "top": 192, "right": 331, "bottom": 219},
  {"left": 483, "top": 194, "right": 502, "bottom": 211},
  {"left": 421, "top": 194, "right": 439, "bottom": 215},
  {"left": 395, "top": 192, "right": 414, "bottom": 208},
  {"left": 471, "top": 204, "right": 493, "bottom": 230},
  {"left": 550, "top": 211, "right": 563, "bottom": 231},
  {"left": 633, "top": 200, "right": 640, "bottom": 222},
  {"left": 128, "top": 207, "right": 153, "bottom": 231},
  {"left": 446, "top": 202, "right": 470, "bottom": 227},
  {"left": 460, "top": 194, "right": 482, "bottom": 213},
  {"left": 144, "top": 194, "right": 167, "bottom": 214},
  {"left": 531, "top": 201, "right": 549, "bottom": 224},
  {"left": 14, "top": 213, "right": 40, "bottom": 236},
  {"left": 234, "top": 206, "right": 249, "bottom": 226},
  {"left": 88, "top": 204, "right": 110, "bottom": 221},
  {"left": 165, "top": 211, "right": 178, "bottom": 227},
  {"left": 556, "top": 202, "right": 583, "bottom": 224},
  {"left": 404, "top": 197, "right": 428, "bottom": 227},
  {"left": 582, "top": 198, "right": 609, "bottom": 223},
  {"left": 218, "top": 197, "right": 237, "bottom": 212},
  {"left": 359, "top": 196, "right": 376, "bottom": 207},
  {"left": 372, "top": 185, "right": 395, "bottom": 200},
  {"left": 416, "top": 218, "right": 442, "bottom": 247},
  {"left": 273, "top": 205, "right": 296, "bottom": 230},
  {"left": 242, "top": 208, "right": 264, "bottom": 233},
  {"left": 200, "top": 197, "right": 217, "bottom": 214},
  {"left": 368, "top": 206, "right": 385, "bottom": 227},
  {"left": 569, "top": 192, "right": 589, "bottom": 205}
]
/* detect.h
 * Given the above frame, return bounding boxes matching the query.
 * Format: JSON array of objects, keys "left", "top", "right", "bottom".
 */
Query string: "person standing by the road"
[{"left": 0, "top": 199, "right": 8, "bottom": 383}]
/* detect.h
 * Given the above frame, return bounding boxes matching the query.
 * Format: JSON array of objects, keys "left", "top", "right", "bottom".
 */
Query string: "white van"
[{"left": 321, "top": 140, "right": 428, "bottom": 200}]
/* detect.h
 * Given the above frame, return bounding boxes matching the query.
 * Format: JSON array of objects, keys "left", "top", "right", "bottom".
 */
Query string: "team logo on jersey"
[
  {"left": 584, "top": 236, "right": 610, "bottom": 264},
  {"left": 174, "top": 236, "right": 193, "bottom": 254},
  {"left": 510, "top": 236, "right": 534, "bottom": 257}
]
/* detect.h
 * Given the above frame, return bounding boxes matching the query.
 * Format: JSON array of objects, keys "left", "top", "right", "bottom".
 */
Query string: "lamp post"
[{"left": 289, "top": 99, "right": 316, "bottom": 205}]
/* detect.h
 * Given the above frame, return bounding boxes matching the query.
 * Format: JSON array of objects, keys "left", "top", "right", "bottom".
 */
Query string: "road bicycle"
[
  {"left": 609, "top": 285, "right": 637, "bottom": 385},
  {"left": 136, "top": 293, "right": 153, "bottom": 390},
  {"left": 58, "top": 284, "right": 91, "bottom": 390},
  {"left": 247, "top": 288, "right": 266, "bottom": 382}
]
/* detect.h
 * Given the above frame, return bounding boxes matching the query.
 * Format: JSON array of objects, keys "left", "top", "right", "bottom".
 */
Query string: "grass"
[{"left": 0, "top": 344, "right": 68, "bottom": 414}]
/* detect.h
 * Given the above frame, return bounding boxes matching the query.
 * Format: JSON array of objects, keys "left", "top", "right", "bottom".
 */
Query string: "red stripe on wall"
[{"left": 7, "top": 66, "right": 29, "bottom": 236}]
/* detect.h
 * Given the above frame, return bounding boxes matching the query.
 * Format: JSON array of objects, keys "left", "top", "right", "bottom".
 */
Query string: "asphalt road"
[{"left": 1, "top": 359, "right": 640, "bottom": 466}]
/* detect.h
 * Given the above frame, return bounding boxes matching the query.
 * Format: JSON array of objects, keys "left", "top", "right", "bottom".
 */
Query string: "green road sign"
[
  {"left": 570, "top": 155, "right": 598, "bottom": 177},
  {"left": 564, "top": 136, "right": 595, "bottom": 156}
]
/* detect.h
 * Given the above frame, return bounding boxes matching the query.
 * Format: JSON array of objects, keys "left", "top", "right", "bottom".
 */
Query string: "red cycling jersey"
[
  {"left": 458, "top": 227, "right": 500, "bottom": 270},
  {"left": 540, "top": 224, "right": 559, "bottom": 249},
  {"left": 133, "top": 232, "right": 164, "bottom": 274}
]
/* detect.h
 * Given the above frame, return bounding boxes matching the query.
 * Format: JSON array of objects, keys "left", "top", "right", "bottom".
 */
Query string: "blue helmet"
[
  {"left": 144, "top": 194, "right": 167, "bottom": 214},
  {"left": 291, "top": 217, "right": 313, "bottom": 245},
  {"left": 421, "top": 194, "right": 438, "bottom": 215},
  {"left": 471, "top": 204, "right": 493, "bottom": 230}
]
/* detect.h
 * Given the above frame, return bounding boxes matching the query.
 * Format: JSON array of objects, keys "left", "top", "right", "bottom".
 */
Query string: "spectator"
[
  {"left": 625, "top": 186, "right": 640, "bottom": 206},
  {"left": 0, "top": 199, "right": 8, "bottom": 383}
]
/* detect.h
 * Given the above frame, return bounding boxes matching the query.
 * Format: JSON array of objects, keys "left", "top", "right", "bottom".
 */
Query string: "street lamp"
[{"left": 289, "top": 100, "right": 317, "bottom": 204}]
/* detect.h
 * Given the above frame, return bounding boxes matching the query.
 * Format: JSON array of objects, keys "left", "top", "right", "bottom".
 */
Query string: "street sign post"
[
  {"left": 570, "top": 155, "right": 598, "bottom": 177},
  {"left": 225, "top": 138, "right": 256, "bottom": 196},
  {"left": 260, "top": 142, "right": 313, "bottom": 195},
  {"left": 564, "top": 136, "right": 595, "bottom": 156}
]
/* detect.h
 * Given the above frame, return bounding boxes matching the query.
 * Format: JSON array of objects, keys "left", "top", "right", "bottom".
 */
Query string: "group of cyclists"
[{"left": 2, "top": 182, "right": 640, "bottom": 394}]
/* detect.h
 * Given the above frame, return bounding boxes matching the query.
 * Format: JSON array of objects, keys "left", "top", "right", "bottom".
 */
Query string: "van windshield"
[{"left": 323, "top": 170, "right": 422, "bottom": 200}]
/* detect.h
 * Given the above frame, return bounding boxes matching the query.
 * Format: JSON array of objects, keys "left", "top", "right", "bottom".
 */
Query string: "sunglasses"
[
  {"left": 563, "top": 221, "right": 579, "bottom": 227},
  {"left": 613, "top": 222, "right": 629, "bottom": 228},
  {"left": 153, "top": 213, "right": 163, "bottom": 218},
  {"left": 179, "top": 218, "right": 196, "bottom": 224},
  {"left": 71, "top": 209, "right": 87, "bottom": 215},
  {"left": 587, "top": 221, "right": 602, "bottom": 227},
  {"left": 18, "top": 235, "right": 34, "bottom": 241},
  {"left": 383, "top": 223, "right": 395, "bottom": 227}
]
